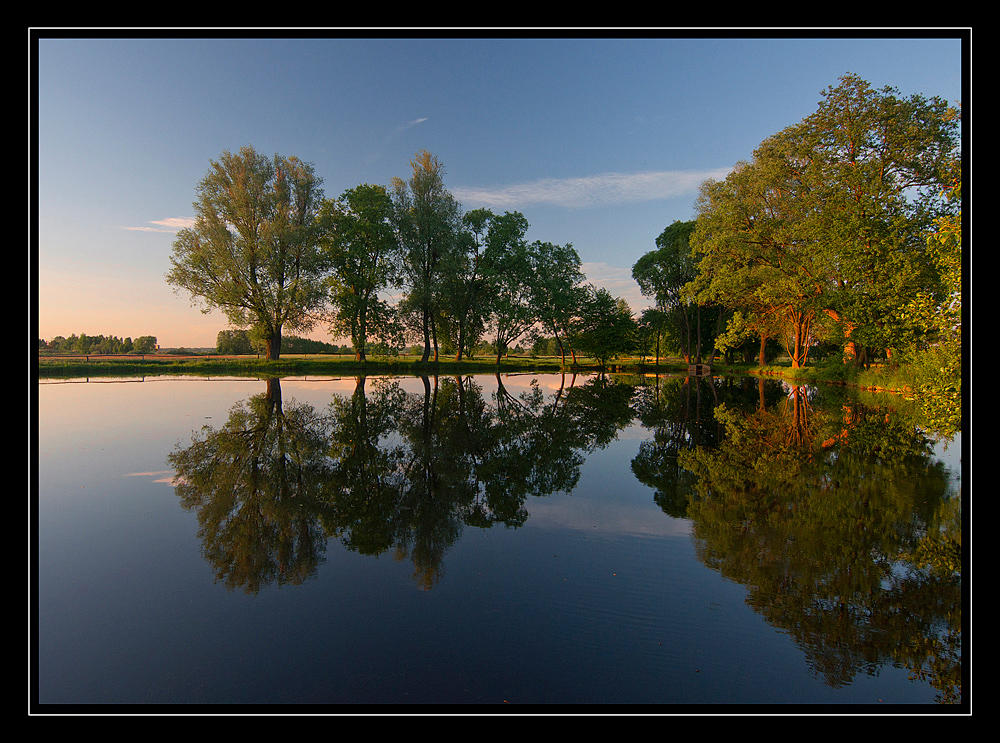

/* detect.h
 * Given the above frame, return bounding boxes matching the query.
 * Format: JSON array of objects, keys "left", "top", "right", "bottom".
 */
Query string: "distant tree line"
[{"left": 39, "top": 334, "right": 158, "bottom": 354}]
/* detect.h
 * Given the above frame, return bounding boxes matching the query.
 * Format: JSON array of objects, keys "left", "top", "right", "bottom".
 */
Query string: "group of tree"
[
  {"left": 167, "top": 147, "right": 639, "bottom": 366},
  {"left": 166, "top": 72, "right": 960, "bottom": 388},
  {"left": 39, "top": 334, "right": 158, "bottom": 354},
  {"left": 631, "top": 73, "right": 962, "bottom": 387}
]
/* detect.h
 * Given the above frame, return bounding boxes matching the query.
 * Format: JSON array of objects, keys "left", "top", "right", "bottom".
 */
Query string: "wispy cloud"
[
  {"left": 387, "top": 117, "right": 429, "bottom": 143},
  {"left": 454, "top": 168, "right": 732, "bottom": 210},
  {"left": 397, "top": 117, "right": 428, "bottom": 133},
  {"left": 582, "top": 261, "right": 650, "bottom": 313},
  {"left": 121, "top": 217, "right": 195, "bottom": 233}
]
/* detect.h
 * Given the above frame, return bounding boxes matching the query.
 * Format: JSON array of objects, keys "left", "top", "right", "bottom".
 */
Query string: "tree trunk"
[
  {"left": 696, "top": 304, "right": 703, "bottom": 364},
  {"left": 428, "top": 310, "right": 439, "bottom": 362},
  {"left": 420, "top": 306, "right": 431, "bottom": 362},
  {"left": 356, "top": 299, "right": 368, "bottom": 362},
  {"left": 681, "top": 306, "right": 692, "bottom": 363},
  {"left": 356, "top": 326, "right": 367, "bottom": 362},
  {"left": 267, "top": 331, "right": 282, "bottom": 361},
  {"left": 455, "top": 320, "right": 465, "bottom": 362},
  {"left": 786, "top": 310, "right": 812, "bottom": 368},
  {"left": 355, "top": 328, "right": 366, "bottom": 362}
]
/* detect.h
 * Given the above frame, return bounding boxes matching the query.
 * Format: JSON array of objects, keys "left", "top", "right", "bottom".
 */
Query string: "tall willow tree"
[
  {"left": 166, "top": 146, "right": 327, "bottom": 360},
  {"left": 391, "top": 150, "right": 463, "bottom": 362}
]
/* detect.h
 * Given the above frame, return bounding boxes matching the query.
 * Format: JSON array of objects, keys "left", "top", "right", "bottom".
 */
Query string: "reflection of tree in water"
[
  {"left": 631, "top": 374, "right": 780, "bottom": 518},
  {"left": 328, "top": 372, "right": 637, "bottom": 589},
  {"left": 169, "top": 373, "right": 637, "bottom": 593},
  {"left": 169, "top": 378, "right": 337, "bottom": 594},
  {"left": 672, "top": 380, "right": 962, "bottom": 703}
]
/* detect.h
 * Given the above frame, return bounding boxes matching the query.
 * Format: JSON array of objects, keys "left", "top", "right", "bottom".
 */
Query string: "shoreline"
[{"left": 35, "top": 354, "right": 911, "bottom": 394}]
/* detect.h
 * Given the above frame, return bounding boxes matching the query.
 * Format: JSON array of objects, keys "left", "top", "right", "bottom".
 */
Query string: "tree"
[
  {"left": 693, "top": 144, "right": 829, "bottom": 368},
  {"left": 481, "top": 211, "right": 536, "bottom": 364},
  {"left": 391, "top": 150, "right": 463, "bottom": 362},
  {"left": 133, "top": 336, "right": 157, "bottom": 354},
  {"left": 573, "top": 286, "right": 637, "bottom": 369},
  {"left": 437, "top": 208, "right": 494, "bottom": 361},
  {"left": 166, "top": 146, "right": 327, "bottom": 360},
  {"left": 633, "top": 220, "right": 700, "bottom": 362},
  {"left": 690, "top": 137, "right": 851, "bottom": 369},
  {"left": 319, "top": 184, "right": 401, "bottom": 361},
  {"left": 689, "top": 74, "right": 960, "bottom": 369},
  {"left": 791, "top": 74, "right": 960, "bottom": 363},
  {"left": 529, "top": 240, "right": 588, "bottom": 365}
]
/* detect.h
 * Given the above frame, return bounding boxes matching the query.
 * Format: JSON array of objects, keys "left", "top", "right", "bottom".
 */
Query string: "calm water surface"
[{"left": 33, "top": 372, "right": 964, "bottom": 709}]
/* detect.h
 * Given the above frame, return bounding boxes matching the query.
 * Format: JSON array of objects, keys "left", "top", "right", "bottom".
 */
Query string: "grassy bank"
[{"left": 36, "top": 353, "right": 600, "bottom": 378}]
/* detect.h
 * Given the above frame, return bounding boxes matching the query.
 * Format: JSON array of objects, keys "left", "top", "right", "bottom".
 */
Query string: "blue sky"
[{"left": 33, "top": 32, "right": 966, "bottom": 348}]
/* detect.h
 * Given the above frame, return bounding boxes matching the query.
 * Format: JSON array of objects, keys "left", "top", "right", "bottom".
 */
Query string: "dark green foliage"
[{"left": 39, "top": 333, "right": 155, "bottom": 354}]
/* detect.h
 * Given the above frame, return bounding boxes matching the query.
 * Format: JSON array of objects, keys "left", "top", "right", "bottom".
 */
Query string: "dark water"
[{"left": 33, "top": 372, "right": 964, "bottom": 710}]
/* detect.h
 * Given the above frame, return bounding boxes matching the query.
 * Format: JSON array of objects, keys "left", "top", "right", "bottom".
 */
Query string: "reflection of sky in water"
[
  {"left": 932, "top": 432, "right": 962, "bottom": 487},
  {"left": 524, "top": 422, "right": 694, "bottom": 540}
]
